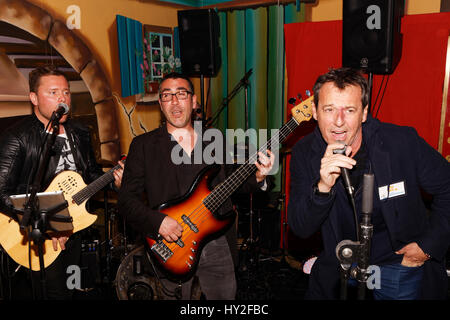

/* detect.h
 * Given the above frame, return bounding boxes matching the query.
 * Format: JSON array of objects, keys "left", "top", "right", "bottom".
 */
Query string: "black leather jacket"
[{"left": 0, "top": 113, "right": 103, "bottom": 216}]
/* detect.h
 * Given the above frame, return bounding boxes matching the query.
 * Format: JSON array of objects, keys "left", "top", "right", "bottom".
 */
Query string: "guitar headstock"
[{"left": 291, "top": 95, "right": 314, "bottom": 124}]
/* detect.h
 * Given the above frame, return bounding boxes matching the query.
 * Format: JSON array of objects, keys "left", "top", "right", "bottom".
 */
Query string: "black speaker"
[
  {"left": 342, "top": 0, "right": 404, "bottom": 74},
  {"left": 177, "top": 9, "right": 221, "bottom": 77}
]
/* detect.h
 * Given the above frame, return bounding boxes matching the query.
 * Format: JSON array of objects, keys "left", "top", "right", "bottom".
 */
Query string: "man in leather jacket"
[{"left": 0, "top": 65, "right": 123, "bottom": 299}]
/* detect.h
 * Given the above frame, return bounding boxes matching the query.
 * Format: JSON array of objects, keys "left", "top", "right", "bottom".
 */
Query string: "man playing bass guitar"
[{"left": 118, "top": 73, "right": 274, "bottom": 300}]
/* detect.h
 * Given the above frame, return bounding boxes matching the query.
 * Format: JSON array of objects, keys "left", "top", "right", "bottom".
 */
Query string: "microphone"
[
  {"left": 361, "top": 173, "right": 374, "bottom": 215},
  {"left": 333, "top": 143, "right": 354, "bottom": 197},
  {"left": 53, "top": 103, "right": 69, "bottom": 120},
  {"left": 357, "top": 173, "right": 375, "bottom": 299}
]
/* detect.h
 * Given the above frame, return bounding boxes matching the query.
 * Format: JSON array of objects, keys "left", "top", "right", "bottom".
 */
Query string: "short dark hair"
[
  {"left": 158, "top": 72, "right": 194, "bottom": 94},
  {"left": 312, "top": 67, "right": 369, "bottom": 108},
  {"left": 29, "top": 65, "right": 68, "bottom": 93}
]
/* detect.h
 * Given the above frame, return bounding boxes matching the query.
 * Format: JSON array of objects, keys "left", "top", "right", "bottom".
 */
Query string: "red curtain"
[{"left": 282, "top": 12, "right": 450, "bottom": 249}]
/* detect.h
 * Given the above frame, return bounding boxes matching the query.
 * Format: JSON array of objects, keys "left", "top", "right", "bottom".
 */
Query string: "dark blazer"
[
  {"left": 118, "top": 125, "right": 262, "bottom": 240},
  {"left": 288, "top": 115, "right": 450, "bottom": 299}
]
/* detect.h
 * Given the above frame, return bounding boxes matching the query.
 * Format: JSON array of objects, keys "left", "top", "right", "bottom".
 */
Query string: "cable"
[
  {"left": 371, "top": 75, "right": 385, "bottom": 115},
  {"left": 27, "top": 227, "right": 36, "bottom": 300},
  {"left": 349, "top": 195, "right": 359, "bottom": 241},
  {"left": 205, "top": 77, "right": 211, "bottom": 121},
  {"left": 145, "top": 251, "right": 180, "bottom": 299},
  {"left": 374, "top": 75, "right": 390, "bottom": 119},
  {"left": 25, "top": 120, "right": 53, "bottom": 196}
]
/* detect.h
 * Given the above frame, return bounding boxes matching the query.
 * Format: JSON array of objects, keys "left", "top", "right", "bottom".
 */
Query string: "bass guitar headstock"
[{"left": 291, "top": 94, "right": 314, "bottom": 124}]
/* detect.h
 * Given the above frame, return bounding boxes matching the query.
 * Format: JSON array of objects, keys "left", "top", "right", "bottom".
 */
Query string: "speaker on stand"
[
  {"left": 177, "top": 8, "right": 221, "bottom": 119},
  {"left": 342, "top": 0, "right": 404, "bottom": 112}
]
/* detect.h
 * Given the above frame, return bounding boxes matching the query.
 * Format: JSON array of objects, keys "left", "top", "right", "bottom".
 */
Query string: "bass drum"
[
  {"left": 115, "top": 245, "right": 202, "bottom": 300},
  {"left": 115, "top": 245, "right": 164, "bottom": 300}
]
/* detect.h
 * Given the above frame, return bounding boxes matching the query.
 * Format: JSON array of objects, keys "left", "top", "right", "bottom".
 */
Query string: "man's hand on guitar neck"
[
  {"left": 113, "top": 160, "right": 125, "bottom": 189},
  {"left": 255, "top": 150, "right": 275, "bottom": 183},
  {"left": 159, "top": 216, "right": 183, "bottom": 242}
]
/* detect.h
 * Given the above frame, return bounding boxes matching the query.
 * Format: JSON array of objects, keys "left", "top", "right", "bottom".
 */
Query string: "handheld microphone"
[
  {"left": 53, "top": 103, "right": 69, "bottom": 120},
  {"left": 332, "top": 144, "right": 354, "bottom": 197}
]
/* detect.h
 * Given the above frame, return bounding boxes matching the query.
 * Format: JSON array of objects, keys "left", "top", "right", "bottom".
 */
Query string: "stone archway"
[{"left": 0, "top": 0, "right": 120, "bottom": 162}]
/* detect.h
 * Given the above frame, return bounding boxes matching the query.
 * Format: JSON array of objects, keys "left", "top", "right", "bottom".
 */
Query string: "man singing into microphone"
[
  {"left": 0, "top": 65, "right": 124, "bottom": 299},
  {"left": 288, "top": 67, "right": 450, "bottom": 300}
]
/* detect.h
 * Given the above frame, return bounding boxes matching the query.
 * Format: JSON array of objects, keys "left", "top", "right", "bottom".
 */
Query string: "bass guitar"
[
  {"left": 147, "top": 96, "right": 313, "bottom": 278},
  {"left": 0, "top": 161, "right": 123, "bottom": 271}
]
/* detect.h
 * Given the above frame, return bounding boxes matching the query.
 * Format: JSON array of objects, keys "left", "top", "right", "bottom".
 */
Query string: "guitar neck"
[
  {"left": 72, "top": 163, "right": 121, "bottom": 205},
  {"left": 204, "top": 117, "right": 300, "bottom": 212}
]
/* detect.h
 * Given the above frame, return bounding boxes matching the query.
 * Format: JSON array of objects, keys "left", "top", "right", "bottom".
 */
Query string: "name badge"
[{"left": 378, "top": 181, "right": 406, "bottom": 200}]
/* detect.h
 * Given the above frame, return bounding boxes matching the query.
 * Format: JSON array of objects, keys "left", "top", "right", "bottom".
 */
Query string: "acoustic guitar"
[
  {"left": 147, "top": 96, "right": 313, "bottom": 279},
  {"left": 0, "top": 162, "right": 123, "bottom": 271}
]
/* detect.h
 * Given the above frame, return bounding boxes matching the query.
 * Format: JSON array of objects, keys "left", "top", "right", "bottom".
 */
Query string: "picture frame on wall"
[{"left": 138, "top": 24, "right": 181, "bottom": 105}]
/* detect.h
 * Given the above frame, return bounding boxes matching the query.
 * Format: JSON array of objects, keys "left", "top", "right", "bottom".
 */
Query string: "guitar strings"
[
  {"left": 202, "top": 118, "right": 297, "bottom": 213},
  {"left": 163, "top": 118, "right": 299, "bottom": 254},
  {"left": 73, "top": 165, "right": 120, "bottom": 204},
  {"left": 164, "top": 102, "right": 310, "bottom": 257},
  {"left": 166, "top": 121, "right": 293, "bottom": 254},
  {"left": 166, "top": 118, "right": 298, "bottom": 250},
  {"left": 164, "top": 119, "right": 298, "bottom": 255}
]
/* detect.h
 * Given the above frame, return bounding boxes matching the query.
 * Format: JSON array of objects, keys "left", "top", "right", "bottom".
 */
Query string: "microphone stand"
[
  {"left": 18, "top": 111, "right": 71, "bottom": 299},
  {"left": 335, "top": 173, "right": 374, "bottom": 300},
  {"left": 205, "top": 69, "right": 253, "bottom": 129}
]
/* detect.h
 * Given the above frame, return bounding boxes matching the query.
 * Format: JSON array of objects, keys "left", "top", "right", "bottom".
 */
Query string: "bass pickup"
[{"left": 182, "top": 214, "right": 198, "bottom": 233}]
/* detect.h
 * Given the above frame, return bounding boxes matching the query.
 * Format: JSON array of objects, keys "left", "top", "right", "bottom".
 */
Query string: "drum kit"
[
  {"left": 114, "top": 245, "right": 163, "bottom": 300},
  {"left": 85, "top": 196, "right": 161, "bottom": 300},
  {"left": 101, "top": 196, "right": 283, "bottom": 300},
  {"left": 91, "top": 196, "right": 203, "bottom": 300}
]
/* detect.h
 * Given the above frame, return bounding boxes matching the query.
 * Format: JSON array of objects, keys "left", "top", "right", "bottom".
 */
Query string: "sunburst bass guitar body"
[{"left": 146, "top": 165, "right": 235, "bottom": 279}]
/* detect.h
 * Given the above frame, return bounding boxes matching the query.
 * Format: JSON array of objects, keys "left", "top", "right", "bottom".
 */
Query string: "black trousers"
[{"left": 157, "top": 235, "right": 237, "bottom": 300}]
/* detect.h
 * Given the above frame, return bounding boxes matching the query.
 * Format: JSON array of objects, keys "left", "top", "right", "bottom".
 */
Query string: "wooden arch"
[{"left": 0, "top": 0, "right": 120, "bottom": 162}]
